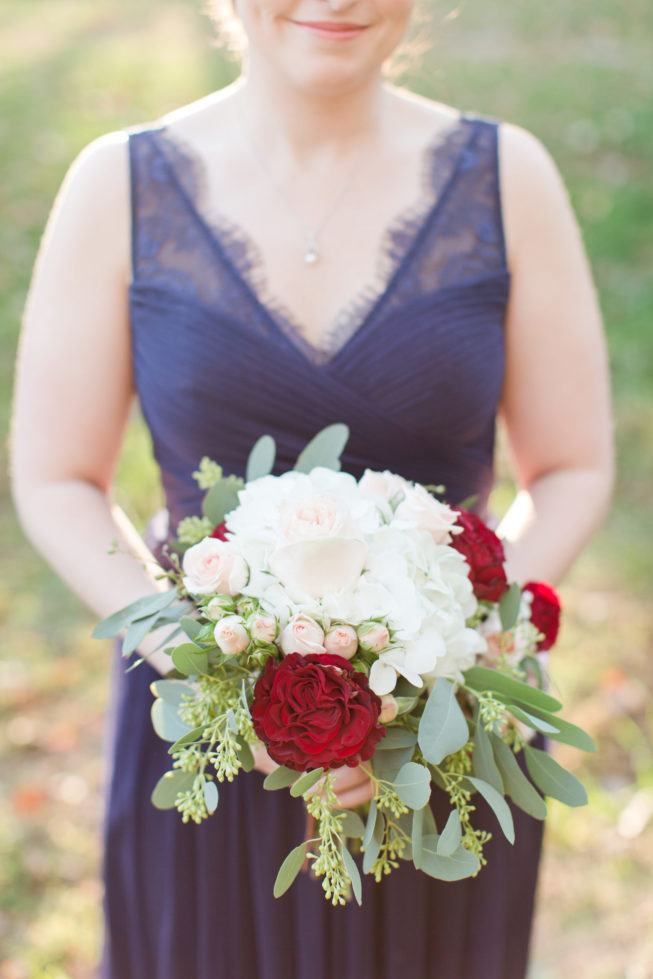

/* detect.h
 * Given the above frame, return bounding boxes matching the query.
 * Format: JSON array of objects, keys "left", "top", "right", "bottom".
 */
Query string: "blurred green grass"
[{"left": 1, "top": 1, "right": 651, "bottom": 976}]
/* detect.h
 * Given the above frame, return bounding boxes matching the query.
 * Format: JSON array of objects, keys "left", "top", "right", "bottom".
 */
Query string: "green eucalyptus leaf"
[
  {"left": 340, "top": 810, "right": 366, "bottom": 839},
  {"left": 418, "top": 678, "right": 469, "bottom": 766},
  {"left": 168, "top": 725, "right": 207, "bottom": 754},
  {"left": 489, "top": 734, "right": 547, "bottom": 820},
  {"left": 171, "top": 643, "right": 208, "bottom": 677},
  {"left": 422, "top": 803, "right": 438, "bottom": 838},
  {"left": 246, "top": 434, "right": 277, "bottom": 481},
  {"left": 468, "top": 776, "right": 515, "bottom": 843},
  {"left": 412, "top": 806, "right": 425, "bottom": 869},
  {"left": 179, "top": 616, "right": 203, "bottom": 641},
  {"left": 150, "top": 680, "right": 195, "bottom": 707},
  {"left": 203, "top": 780, "right": 219, "bottom": 813},
  {"left": 273, "top": 843, "right": 308, "bottom": 898},
  {"left": 122, "top": 612, "right": 161, "bottom": 657},
  {"left": 237, "top": 739, "right": 255, "bottom": 772},
  {"left": 372, "top": 745, "right": 414, "bottom": 783},
  {"left": 507, "top": 705, "right": 560, "bottom": 735},
  {"left": 290, "top": 768, "right": 325, "bottom": 798},
  {"left": 498, "top": 582, "right": 522, "bottom": 631},
  {"left": 341, "top": 845, "right": 362, "bottom": 905},
  {"left": 263, "top": 766, "right": 300, "bottom": 791},
  {"left": 463, "top": 666, "right": 563, "bottom": 713},
  {"left": 151, "top": 770, "right": 196, "bottom": 809},
  {"left": 393, "top": 762, "right": 431, "bottom": 810},
  {"left": 362, "top": 798, "right": 378, "bottom": 851},
  {"left": 524, "top": 746, "right": 588, "bottom": 807},
  {"left": 293, "top": 423, "right": 350, "bottom": 473},
  {"left": 362, "top": 811, "right": 385, "bottom": 875},
  {"left": 202, "top": 480, "right": 241, "bottom": 527},
  {"left": 472, "top": 713, "right": 503, "bottom": 793},
  {"left": 93, "top": 589, "right": 178, "bottom": 639},
  {"left": 436, "top": 810, "right": 462, "bottom": 856},
  {"left": 420, "top": 835, "right": 480, "bottom": 881},
  {"left": 151, "top": 699, "right": 192, "bottom": 743},
  {"left": 510, "top": 706, "right": 596, "bottom": 753},
  {"left": 376, "top": 727, "right": 418, "bottom": 750}
]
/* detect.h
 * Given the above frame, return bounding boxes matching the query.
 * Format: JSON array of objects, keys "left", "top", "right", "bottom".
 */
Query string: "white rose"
[
  {"left": 269, "top": 537, "right": 367, "bottom": 599},
  {"left": 324, "top": 624, "right": 358, "bottom": 660},
  {"left": 279, "top": 614, "right": 326, "bottom": 656},
  {"left": 182, "top": 538, "right": 248, "bottom": 596},
  {"left": 214, "top": 615, "right": 250, "bottom": 656},
  {"left": 394, "top": 485, "right": 460, "bottom": 545}
]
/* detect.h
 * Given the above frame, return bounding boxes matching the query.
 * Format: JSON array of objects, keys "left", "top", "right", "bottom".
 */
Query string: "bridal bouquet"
[{"left": 95, "top": 425, "right": 593, "bottom": 905}]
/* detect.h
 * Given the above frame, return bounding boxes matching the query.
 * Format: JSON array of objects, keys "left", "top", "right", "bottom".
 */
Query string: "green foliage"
[
  {"left": 246, "top": 434, "right": 276, "bottom": 481},
  {"left": 293, "top": 423, "right": 350, "bottom": 473},
  {"left": 418, "top": 678, "right": 469, "bottom": 765},
  {"left": 192, "top": 458, "right": 224, "bottom": 490},
  {"left": 498, "top": 582, "right": 522, "bottom": 630},
  {"left": 490, "top": 734, "right": 548, "bottom": 820},
  {"left": 392, "top": 762, "right": 431, "bottom": 810},
  {"left": 464, "top": 666, "right": 563, "bottom": 713},
  {"left": 273, "top": 843, "right": 309, "bottom": 898},
  {"left": 524, "top": 746, "right": 589, "bottom": 807},
  {"left": 176, "top": 516, "right": 214, "bottom": 547}
]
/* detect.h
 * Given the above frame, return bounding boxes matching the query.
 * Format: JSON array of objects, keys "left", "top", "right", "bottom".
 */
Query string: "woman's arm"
[
  {"left": 496, "top": 123, "right": 614, "bottom": 584},
  {"left": 10, "top": 134, "right": 174, "bottom": 674}
]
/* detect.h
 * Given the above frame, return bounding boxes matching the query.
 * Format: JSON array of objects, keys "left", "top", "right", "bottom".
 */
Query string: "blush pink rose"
[
  {"left": 182, "top": 538, "right": 248, "bottom": 597},
  {"left": 279, "top": 615, "right": 326, "bottom": 656},
  {"left": 279, "top": 494, "right": 354, "bottom": 543},
  {"left": 379, "top": 694, "right": 398, "bottom": 724},
  {"left": 394, "top": 485, "right": 459, "bottom": 544},
  {"left": 214, "top": 615, "right": 250, "bottom": 656},
  {"left": 324, "top": 624, "right": 358, "bottom": 660}
]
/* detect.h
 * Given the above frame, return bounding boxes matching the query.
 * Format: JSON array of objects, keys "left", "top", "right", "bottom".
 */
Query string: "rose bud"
[
  {"left": 379, "top": 694, "right": 398, "bottom": 724},
  {"left": 214, "top": 615, "right": 250, "bottom": 656},
  {"left": 279, "top": 614, "right": 326, "bottom": 656},
  {"left": 248, "top": 613, "right": 278, "bottom": 645},
  {"left": 210, "top": 521, "right": 229, "bottom": 541},
  {"left": 357, "top": 621, "right": 390, "bottom": 654},
  {"left": 205, "top": 595, "right": 236, "bottom": 620},
  {"left": 324, "top": 624, "right": 358, "bottom": 660}
]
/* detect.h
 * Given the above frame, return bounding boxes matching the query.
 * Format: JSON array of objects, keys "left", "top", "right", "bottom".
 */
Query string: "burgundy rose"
[
  {"left": 251, "top": 653, "right": 385, "bottom": 772},
  {"left": 450, "top": 508, "right": 509, "bottom": 602},
  {"left": 523, "top": 581, "right": 561, "bottom": 651},
  {"left": 210, "top": 522, "right": 228, "bottom": 541}
]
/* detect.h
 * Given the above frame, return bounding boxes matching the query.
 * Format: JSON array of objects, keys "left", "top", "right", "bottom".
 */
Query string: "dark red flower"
[
  {"left": 210, "top": 522, "right": 228, "bottom": 541},
  {"left": 450, "top": 508, "right": 509, "bottom": 602},
  {"left": 523, "top": 581, "right": 561, "bottom": 651},
  {"left": 251, "top": 653, "right": 385, "bottom": 772}
]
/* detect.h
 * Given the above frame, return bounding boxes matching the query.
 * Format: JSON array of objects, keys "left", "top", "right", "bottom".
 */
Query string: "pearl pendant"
[{"left": 304, "top": 233, "right": 319, "bottom": 265}]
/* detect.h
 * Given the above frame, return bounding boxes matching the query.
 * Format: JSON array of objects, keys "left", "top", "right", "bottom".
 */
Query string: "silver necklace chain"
[{"left": 238, "top": 111, "right": 372, "bottom": 266}]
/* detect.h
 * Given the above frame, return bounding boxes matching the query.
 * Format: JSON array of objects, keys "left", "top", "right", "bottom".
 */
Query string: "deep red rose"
[
  {"left": 450, "top": 508, "right": 509, "bottom": 602},
  {"left": 210, "top": 522, "right": 228, "bottom": 541},
  {"left": 251, "top": 652, "right": 385, "bottom": 772},
  {"left": 523, "top": 581, "right": 561, "bottom": 651}
]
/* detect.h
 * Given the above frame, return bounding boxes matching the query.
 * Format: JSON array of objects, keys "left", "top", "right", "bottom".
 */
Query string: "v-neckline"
[{"left": 147, "top": 115, "right": 477, "bottom": 368}]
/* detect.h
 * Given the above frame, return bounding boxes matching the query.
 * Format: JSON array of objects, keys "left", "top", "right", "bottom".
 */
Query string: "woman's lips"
[{"left": 291, "top": 20, "right": 369, "bottom": 40}]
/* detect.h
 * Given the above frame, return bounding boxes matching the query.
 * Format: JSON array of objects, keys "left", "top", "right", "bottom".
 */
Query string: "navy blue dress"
[{"left": 102, "top": 113, "right": 544, "bottom": 978}]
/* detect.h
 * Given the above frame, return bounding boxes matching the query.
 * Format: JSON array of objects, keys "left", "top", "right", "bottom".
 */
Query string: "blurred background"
[{"left": 1, "top": 0, "right": 651, "bottom": 976}]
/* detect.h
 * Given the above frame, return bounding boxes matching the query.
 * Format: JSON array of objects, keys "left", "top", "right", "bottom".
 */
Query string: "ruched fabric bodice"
[
  {"left": 101, "top": 113, "right": 544, "bottom": 979},
  {"left": 128, "top": 114, "right": 509, "bottom": 530}
]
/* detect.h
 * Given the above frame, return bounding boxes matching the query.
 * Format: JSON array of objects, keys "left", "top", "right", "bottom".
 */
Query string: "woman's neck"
[{"left": 234, "top": 62, "right": 391, "bottom": 167}]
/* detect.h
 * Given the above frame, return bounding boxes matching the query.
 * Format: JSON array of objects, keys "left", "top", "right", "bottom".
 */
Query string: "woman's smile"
[{"left": 288, "top": 19, "right": 370, "bottom": 41}]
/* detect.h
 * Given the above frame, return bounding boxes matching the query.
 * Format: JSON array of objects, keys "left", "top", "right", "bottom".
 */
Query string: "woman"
[{"left": 11, "top": 0, "right": 613, "bottom": 975}]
